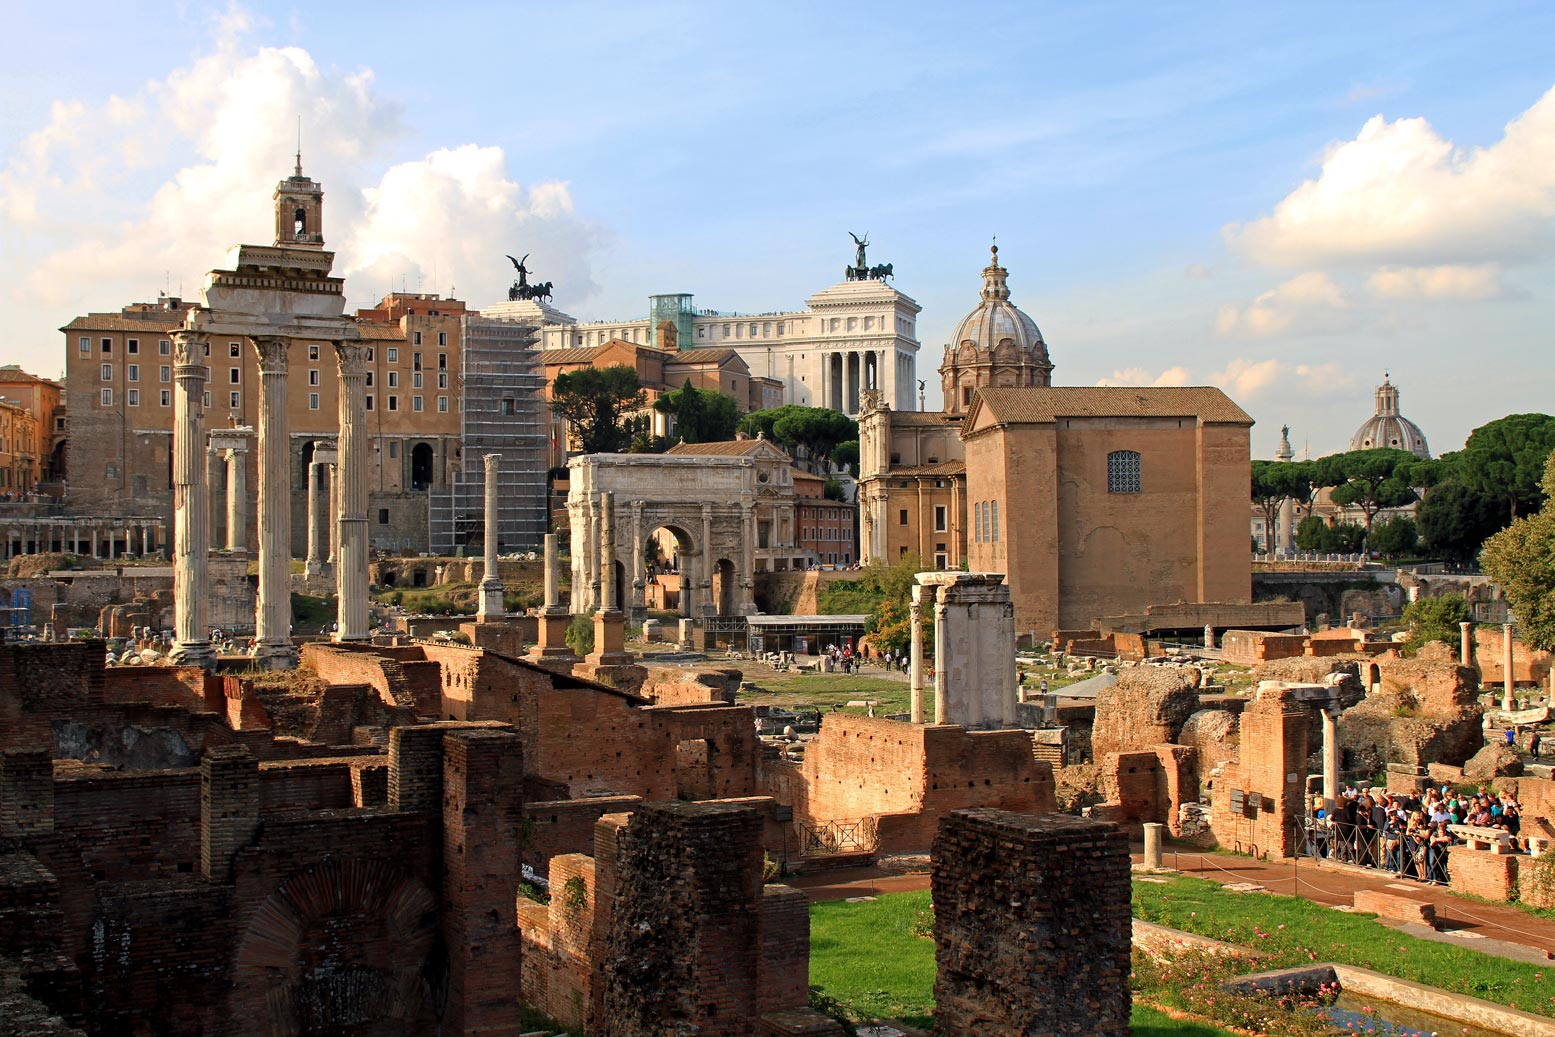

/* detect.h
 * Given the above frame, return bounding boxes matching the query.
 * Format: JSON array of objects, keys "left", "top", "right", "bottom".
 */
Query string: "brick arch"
[{"left": 231, "top": 857, "right": 442, "bottom": 1037}]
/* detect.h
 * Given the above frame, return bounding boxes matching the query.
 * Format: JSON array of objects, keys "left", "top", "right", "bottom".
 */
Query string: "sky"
[{"left": 2, "top": 1, "right": 1552, "bottom": 459}]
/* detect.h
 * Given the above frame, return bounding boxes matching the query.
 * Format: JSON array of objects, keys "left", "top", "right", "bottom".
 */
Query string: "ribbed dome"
[
  {"left": 1350, "top": 376, "right": 1430, "bottom": 457},
  {"left": 947, "top": 245, "right": 1049, "bottom": 361}
]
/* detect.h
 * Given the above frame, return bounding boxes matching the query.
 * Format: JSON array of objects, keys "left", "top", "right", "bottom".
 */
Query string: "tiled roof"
[
  {"left": 666, "top": 348, "right": 740, "bottom": 365},
  {"left": 541, "top": 343, "right": 673, "bottom": 365},
  {"left": 60, "top": 314, "right": 182, "bottom": 333},
  {"left": 664, "top": 439, "right": 789, "bottom": 458},
  {"left": 972, "top": 386, "right": 1253, "bottom": 426},
  {"left": 892, "top": 460, "right": 967, "bottom": 477},
  {"left": 890, "top": 411, "right": 959, "bottom": 427}
]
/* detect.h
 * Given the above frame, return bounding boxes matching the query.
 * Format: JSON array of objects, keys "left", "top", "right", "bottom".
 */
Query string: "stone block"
[{"left": 1353, "top": 889, "right": 1436, "bottom": 927}]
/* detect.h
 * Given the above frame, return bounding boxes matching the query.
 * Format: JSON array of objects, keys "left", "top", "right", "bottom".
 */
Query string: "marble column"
[
  {"left": 909, "top": 584, "right": 926, "bottom": 723},
  {"left": 1460, "top": 621, "right": 1473, "bottom": 667},
  {"left": 700, "top": 503, "right": 714, "bottom": 615},
  {"left": 529, "top": 532, "right": 577, "bottom": 667},
  {"left": 225, "top": 448, "right": 247, "bottom": 553},
  {"left": 327, "top": 459, "right": 339, "bottom": 566},
  {"left": 304, "top": 460, "right": 327, "bottom": 576},
  {"left": 1322, "top": 706, "right": 1340, "bottom": 817},
  {"left": 630, "top": 502, "right": 645, "bottom": 617},
  {"left": 334, "top": 341, "right": 370, "bottom": 641},
  {"left": 739, "top": 499, "right": 757, "bottom": 614},
  {"left": 1503, "top": 622, "right": 1515, "bottom": 711},
  {"left": 1276, "top": 497, "right": 1294, "bottom": 554},
  {"left": 169, "top": 330, "right": 213, "bottom": 668},
  {"left": 207, "top": 446, "right": 224, "bottom": 551},
  {"left": 587, "top": 490, "right": 633, "bottom": 667},
  {"left": 477, "top": 453, "right": 505, "bottom": 620},
  {"left": 252, "top": 335, "right": 295, "bottom": 670},
  {"left": 932, "top": 592, "right": 947, "bottom": 724}
]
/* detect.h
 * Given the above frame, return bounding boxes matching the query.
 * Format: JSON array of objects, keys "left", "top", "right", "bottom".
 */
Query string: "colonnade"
[
  {"left": 0, "top": 519, "right": 164, "bottom": 560},
  {"left": 169, "top": 328, "right": 367, "bottom": 669},
  {"left": 818, "top": 349, "right": 885, "bottom": 414}
]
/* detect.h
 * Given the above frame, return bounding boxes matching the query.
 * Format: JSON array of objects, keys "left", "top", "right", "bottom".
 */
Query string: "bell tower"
[{"left": 274, "top": 148, "right": 325, "bottom": 249}]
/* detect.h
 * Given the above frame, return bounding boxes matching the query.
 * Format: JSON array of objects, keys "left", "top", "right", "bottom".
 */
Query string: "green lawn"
[
  {"left": 745, "top": 674, "right": 913, "bottom": 716},
  {"left": 1132, "top": 873, "right": 1555, "bottom": 1017},
  {"left": 809, "top": 890, "right": 1246, "bottom": 1036}
]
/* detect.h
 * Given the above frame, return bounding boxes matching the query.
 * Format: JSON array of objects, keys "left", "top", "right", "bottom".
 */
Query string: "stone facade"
[
  {"left": 931, "top": 809, "right": 1131, "bottom": 1037},
  {"left": 962, "top": 386, "right": 1254, "bottom": 634}
]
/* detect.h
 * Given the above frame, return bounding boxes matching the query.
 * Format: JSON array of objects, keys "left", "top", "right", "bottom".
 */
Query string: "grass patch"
[
  {"left": 1132, "top": 873, "right": 1555, "bottom": 1017},
  {"left": 746, "top": 674, "right": 911, "bottom": 716},
  {"left": 810, "top": 890, "right": 1252, "bottom": 1036}
]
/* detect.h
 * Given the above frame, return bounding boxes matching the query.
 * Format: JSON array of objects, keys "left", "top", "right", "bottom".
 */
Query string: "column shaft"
[
  {"left": 335, "top": 341, "right": 371, "bottom": 640},
  {"left": 909, "top": 586, "right": 925, "bottom": 723},
  {"left": 253, "top": 336, "right": 295, "bottom": 668},
  {"left": 1460, "top": 621, "right": 1473, "bottom": 667},
  {"left": 543, "top": 532, "right": 559, "bottom": 608},
  {"left": 1503, "top": 622, "right": 1515, "bottom": 710},
  {"left": 226, "top": 449, "right": 246, "bottom": 552},
  {"left": 169, "top": 331, "right": 213, "bottom": 668},
  {"left": 932, "top": 594, "right": 947, "bottom": 723},
  {"left": 304, "top": 461, "right": 325, "bottom": 574},
  {"left": 1322, "top": 708, "right": 1339, "bottom": 816},
  {"left": 478, "top": 453, "right": 504, "bottom": 620},
  {"left": 598, "top": 491, "right": 616, "bottom": 611}
]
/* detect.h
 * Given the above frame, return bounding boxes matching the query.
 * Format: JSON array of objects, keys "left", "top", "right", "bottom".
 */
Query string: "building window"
[
  {"left": 387, "top": 395, "right": 398, "bottom": 411},
  {"left": 101, "top": 388, "right": 113, "bottom": 406},
  {"left": 159, "top": 365, "right": 171, "bottom": 382},
  {"left": 378, "top": 508, "right": 390, "bottom": 524},
  {"left": 898, "top": 508, "right": 908, "bottom": 526},
  {"left": 1107, "top": 450, "right": 1142, "bottom": 494},
  {"left": 160, "top": 339, "right": 171, "bottom": 355},
  {"left": 308, "top": 344, "right": 320, "bottom": 361},
  {"left": 412, "top": 332, "right": 422, "bottom": 346},
  {"left": 413, "top": 395, "right": 423, "bottom": 412},
  {"left": 991, "top": 501, "right": 999, "bottom": 542},
  {"left": 105, "top": 462, "right": 117, "bottom": 480},
  {"left": 309, "top": 393, "right": 320, "bottom": 410},
  {"left": 160, "top": 390, "right": 171, "bottom": 407},
  {"left": 127, "top": 364, "right": 139, "bottom": 382},
  {"left": 203, "top": 343, "right": 210, "bottom": 357},
  {"left": 229, "top": 368, "right": 240, "bottom": 384},
  {"left": 388, "top": 347, "right": 399, "bottom": 362},
  {"left": 127, "top": 389, "right": 139, "bottom": 406},
  {"left": 127, "top": 338, "right": 139, "bottom": 354},
  {"left": 935, "top": 544, "right": 948, "bottom": 570},
  {"left": 438, "top": 353, "right": 447, "bottom": 370},
  {"left": 437, "top": 396, "right": 448, "bottom": 412},
  {"left": 100, "top": 364, "right": 112, "bottom": 381},
  {"left": 367, "top": 348, "right": 375, "bottom": 362},
  {"left": 934, "top": 505, "right": 947, "bottom": 532},
  {"left": 79, "top": 337, "right": 90, "bottom": 353},
  {"left": 962, "top": 386, "right": 973, "bottom": 407},
  {"left": 438, "top": 372, "right": 448, "bottom": 389},
  {"left": 438, "top": 332, "right": 446, "bottom": 346},
  {"left": 309, "top": 369, "right": 320, "bottom": 386},
  {"left": 366, "top": 395, "right": 374, "bottom": 411},
  {"left": 365, "top": 372, "right": 374, "bottom": 387},
  {"left": 229, "top": 391, "right": 241, "bottom": 408},
  {"left": 387, "top": 371, "right": 399, "bottom": 388},
  {"left": 203, "top": 391, "right": 211, "bottom": 407},
  {"left": 101, "top": 338, "right": 112, "bottom": 353},
  {"left": 229, "top": 342, "right": 240, "bottom": 358},
  {"left": 413, "top": 371, "right": 422, "bottom": 388},
  {"left": 502, "top": 398, "right": 515, "bottom": 416},
  {"left": 389, "top": 441, "right": 399, "bottom": 459}
]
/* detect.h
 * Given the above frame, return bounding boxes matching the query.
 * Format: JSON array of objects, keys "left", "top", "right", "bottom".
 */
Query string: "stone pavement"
[{"left": 792, "top": 848, "right": 1555, "bottom": 962}]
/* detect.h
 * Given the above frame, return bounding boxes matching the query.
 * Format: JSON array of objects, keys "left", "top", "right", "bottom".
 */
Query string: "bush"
[
  {"left": 565, "top": 613, "right": 594, "bottom": 655},
  {"left": 1369, "top": 515, "right": 1418, "bottom": 557},
  {"left": 1401, "top": 594, "right": 1469, "bottom": 652}
]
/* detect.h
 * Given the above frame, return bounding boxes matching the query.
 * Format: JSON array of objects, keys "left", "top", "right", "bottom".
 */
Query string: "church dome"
[
  {"left": 947, "top": 245, "right": 1049, "bottom": 359},
  {"left": 1349, "top": 375, "right": 1430, "bottom": 457}
]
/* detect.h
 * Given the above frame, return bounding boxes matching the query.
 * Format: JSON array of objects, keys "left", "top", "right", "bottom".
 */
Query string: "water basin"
[{"left": 1317, "top": 992, "right": 1508, "bottom": 1037}]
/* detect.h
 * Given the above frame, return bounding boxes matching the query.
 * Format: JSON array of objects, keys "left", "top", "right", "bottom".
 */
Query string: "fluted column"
[
  {"left": 169, "top": 330, "right": 213, "bottom": 668},
  {"left": 478, "top": 453, "right": 505, "bottom": 620},
  {"left": 252, "top": 335, "right": 295, "bottom": 669},
  {"left": 327, "top": 459, "right": 339, "bottom": 566},
  {"left": 304, "top": 461, "right": 326, "bottom": 576},
  {"left": 933, "top": 592, "right": 947, "bottom": 723},
  {"left": 334, "top": 341, "right": 370, "bottom": 641},
  {"left": 226, "top": 448, "right": 247, "bottom": 553}
]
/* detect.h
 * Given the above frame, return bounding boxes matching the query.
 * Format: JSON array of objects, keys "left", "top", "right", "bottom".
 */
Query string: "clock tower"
[{"left": 274, "top": 150, "right": 325, "bottom": 250}]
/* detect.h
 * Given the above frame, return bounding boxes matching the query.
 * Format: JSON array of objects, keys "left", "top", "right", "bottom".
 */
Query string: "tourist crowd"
[{"left": 1305, "top": 784, "right": 1530, "bottom": 885}]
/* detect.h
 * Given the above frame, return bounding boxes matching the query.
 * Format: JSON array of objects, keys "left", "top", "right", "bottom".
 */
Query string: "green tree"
[
  {"left": 1415, "top": 480, "right": 1508, "bottom": 562},
  {"left": 738, "top": 405, "right": 858, "bottom": 471},
  {"left": 1295, "top": 516, "right": 1366, "bottom": 553},
  {"left": 833, "top": 440, "right": 860, "bottom": 477},
  {"left": 551, "top": 365, "right": 648, "bottom": 454},
  {"left": 816, "top": 551, "right": 929, "bottom": 657},
  {"left": 1401, "top": 594, "right": 1470, "bottom": 652},
  {"left": 1452, "top": 413, "right": 1555, "bottom": 520},
  {"left": 1324, "top": 448, "right": 1421, "bottom": 534},
  {"left": 1369, "top": 516, "right": 1418, "bottom": 558},
  {"left": 654, "top": 380, "right": 741, "bottom": 444},
  {"left": 1250, "top": 459, "right": 1312, "bottom": 551},
  {"left": 1480, "top": 455, "right": 1555, "bottom": 649}
]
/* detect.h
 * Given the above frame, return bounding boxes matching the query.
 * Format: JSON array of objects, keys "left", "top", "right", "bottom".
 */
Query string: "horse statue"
[
  {"left": 531, "top": 281, "right": 553, "bottom": 302},
  {"left": 869, "top": 262, "right": 894, "bottom": 281}
]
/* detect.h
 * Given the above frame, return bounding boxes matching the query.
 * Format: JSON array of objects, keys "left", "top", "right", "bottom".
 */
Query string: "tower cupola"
[{"left": 274, "top": 151, "right": 325, "bottom": 249}]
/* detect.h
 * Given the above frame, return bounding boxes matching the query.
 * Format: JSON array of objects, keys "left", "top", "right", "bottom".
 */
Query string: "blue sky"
[{"left": 3, "top": 2, "right": 1552, "bottom": 457}]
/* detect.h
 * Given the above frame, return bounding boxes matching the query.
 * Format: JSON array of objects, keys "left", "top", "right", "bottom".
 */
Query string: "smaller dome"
[
  {"left": 1350, "top": 375, "right": 1429, "bottom": 457},
  {"left": 947, "top": 245, "right": 1048, "bottom": 361}
]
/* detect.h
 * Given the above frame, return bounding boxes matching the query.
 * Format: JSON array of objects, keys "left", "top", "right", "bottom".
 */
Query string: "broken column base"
[
  {"left": 168, "top": 640, "right": 216, "bottom": 670},
  {"left": 251, "top": 641, "right": 298, "bottom": 671},
  {"left": 526, "top": 608, "right": 579, "bottom": 673},
  {"left": 477, "top": 577, "right": 505, "bottom": 623},
  {"left": 578, "top": 608, "right": 645, "bottom": 690}
]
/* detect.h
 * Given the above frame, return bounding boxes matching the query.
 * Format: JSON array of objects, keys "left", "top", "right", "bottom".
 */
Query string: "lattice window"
[{"left": 1107, "top": 450, "right": 1142, "bottom": 494}]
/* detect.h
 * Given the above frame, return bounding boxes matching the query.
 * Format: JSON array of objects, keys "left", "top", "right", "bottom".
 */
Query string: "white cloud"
[
  {"left": 1224, "top": 84, "right": 1555, "bottom": 268},
  {"left": 1096, "top": 366, "right": 1192, "bottom": 387},
  {"left": 0, "top": 13, "right": 601, "bottom": 374},
  {"left": 1365, "top": 263, "right": 1508, "bottom": 300},
  {"left": 1209, "top": 358, "right": 1351, "bottom": 400},
  {"left": 1214, "top": 271, "right": 1348, "bottom": 339}
]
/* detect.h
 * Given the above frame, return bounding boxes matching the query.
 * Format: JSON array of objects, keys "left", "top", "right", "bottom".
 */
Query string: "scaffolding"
[{"left": 428, "top": 316, "right": 548, "bottom": 554}]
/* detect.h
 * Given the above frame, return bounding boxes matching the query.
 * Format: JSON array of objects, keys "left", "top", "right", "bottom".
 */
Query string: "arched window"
[
  {"left": 293, "top": 207, "right": 306, "bottom": 238},
  {"left": 1107, "top": 450, "right": 1141, "bottom": 494}
]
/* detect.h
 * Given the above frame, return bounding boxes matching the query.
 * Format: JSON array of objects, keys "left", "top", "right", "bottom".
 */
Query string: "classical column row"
[
  {"left": 334, "top": 342, "right": 371, "bottom": 642},
  {"left": 252, "top": 337, "right": 294, "bottom": 668},
  {"left": 817, "top": 349, "right": 886, "bottom": 414},
  {"left": 0, "top": 521, "right": 163, "bottom": 559}
]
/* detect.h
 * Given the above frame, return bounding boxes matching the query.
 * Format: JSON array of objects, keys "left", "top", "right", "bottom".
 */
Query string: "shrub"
[{"left": 566, "top": 613, "right": 594, "bottom": 655}]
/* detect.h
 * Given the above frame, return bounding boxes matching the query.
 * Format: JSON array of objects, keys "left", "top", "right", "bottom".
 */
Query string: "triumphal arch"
[{"left": 567, "top": 451, "right": 777, "bottom": 618}]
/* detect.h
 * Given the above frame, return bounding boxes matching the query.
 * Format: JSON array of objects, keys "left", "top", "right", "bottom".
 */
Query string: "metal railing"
[
  {"left": 1295, "top": 816, "right": 1452, "bottom": 884},
  {"left": 794, "top": 817, "right": 876, "bottom": 856}
]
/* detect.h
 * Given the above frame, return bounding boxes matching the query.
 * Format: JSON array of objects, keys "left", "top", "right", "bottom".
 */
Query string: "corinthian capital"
[
  {"left": 334, "top": 341, "right": 371, "bottom": 373},
  {"left": 253, "top": 335, "right": 290, "bottom": 373},
  {"left": 172, "top": 330, "right": 207, "bottom": 368}
]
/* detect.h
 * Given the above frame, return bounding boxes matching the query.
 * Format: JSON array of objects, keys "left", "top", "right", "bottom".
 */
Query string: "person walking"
[{"left": 1530, "top": 729, "right": 1543, "bottom": 759}]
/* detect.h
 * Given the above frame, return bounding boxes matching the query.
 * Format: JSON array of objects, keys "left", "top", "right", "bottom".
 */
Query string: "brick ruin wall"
[
  {"left": 1209, "top": 685, "right": 1309, "bottom": 858},
  {"left": 931, "top": 809, "right": 1131, "bottom": 1037},
  {"left": 1094, "top": 744, "right": 1198, "bottom": 836},
  {"left": 1471, "top": 624, "right": 1552, "bottom": 686}
]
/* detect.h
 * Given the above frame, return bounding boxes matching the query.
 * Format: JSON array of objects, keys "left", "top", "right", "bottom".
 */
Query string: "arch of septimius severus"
[{"left": 169, "top": 158, "right": 368, "bottom": 670}]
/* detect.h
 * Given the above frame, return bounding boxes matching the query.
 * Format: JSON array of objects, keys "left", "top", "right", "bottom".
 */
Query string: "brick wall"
[
  {"left": 932, "top": 809, "right": 1131, "bottom": 1037},
  {"left": 1448, "top": 847, "right": 1518, "bottom": 901},
  {"left": 1221, "top": 630, "right": 1308, "bottom": 666},
  {"left": 1209, "top": 685, "right": 1308, "bottom": 858}
]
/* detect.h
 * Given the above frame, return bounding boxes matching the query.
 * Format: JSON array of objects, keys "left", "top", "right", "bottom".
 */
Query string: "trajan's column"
[{"left": 169, "top": 156, "right": 364, "bottom": 668}]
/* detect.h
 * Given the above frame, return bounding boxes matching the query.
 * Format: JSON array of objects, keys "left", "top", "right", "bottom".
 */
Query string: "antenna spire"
[{"left": 294, "top": 116, "right": 303, "bottom": 177}]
